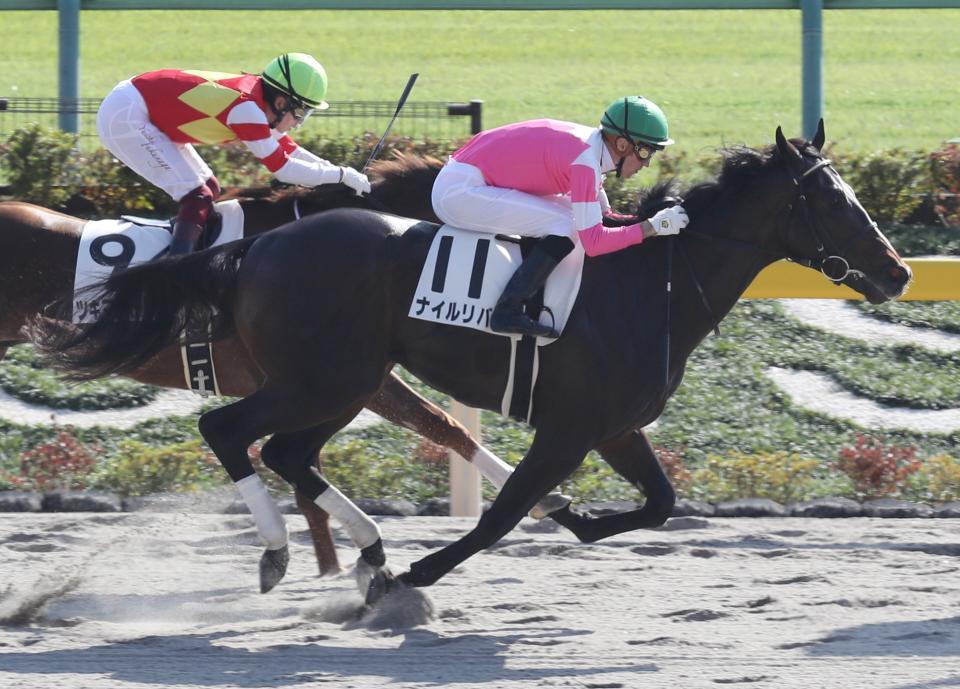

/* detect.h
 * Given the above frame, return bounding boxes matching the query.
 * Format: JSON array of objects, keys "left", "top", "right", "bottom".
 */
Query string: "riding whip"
[{"left": 361, "top": 73, "right": 419, "bottom": 174}]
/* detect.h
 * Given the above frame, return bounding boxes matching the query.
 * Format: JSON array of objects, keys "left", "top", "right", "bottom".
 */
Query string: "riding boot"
[
  {"left": 167, "top": 220, "right": 203, "bottom": 256},
  {"left": 490, "top": 243, "right": 561, "bottom": 339}
]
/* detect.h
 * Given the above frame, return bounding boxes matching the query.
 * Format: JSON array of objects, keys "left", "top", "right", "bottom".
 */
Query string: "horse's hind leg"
[
  {"left": 550, "top": 428, "right": 675, "bottom": 543},
  {"left": 198, "top": 385, "right": 374, "bottom": 591},
  {"left": 261, "top": 407, "right": 385, "bottom": 571},
  {"left": 295, "top": 489, "right": 341, "bottom": 577}
]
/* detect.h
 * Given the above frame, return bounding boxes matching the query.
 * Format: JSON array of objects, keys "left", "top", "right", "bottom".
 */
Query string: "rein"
[
  {"left": 660, "top": 155, "right": 867, "bottom": 386},
  {"left": 290, "top": 188, "right": 393, "bottom": 223}
]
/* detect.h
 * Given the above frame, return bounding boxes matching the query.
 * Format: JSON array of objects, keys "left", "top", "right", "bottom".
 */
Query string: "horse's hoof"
[
  {"left": 364, "top": 568, "right": 399, "bottom": 607},
  {"left": 259, "top": 545, "right": 289, "bottom": 594},
  {"left": 529, "top": 492, "right": 572, "bottom": 520},
  {"left": 360, "top": 538, "right": 386, "bottom": 568}
]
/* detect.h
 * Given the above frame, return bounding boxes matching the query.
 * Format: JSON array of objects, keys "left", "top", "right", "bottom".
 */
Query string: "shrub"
[
  {"left": 3, "top": 124, "right": 79, "bottom": 208},
  {"left": 321, "top": 437, "right": 449, "bottom": 504},
  {"left": 834, "top": 434, "right": 921, "bottom": 500},
  {"left": 8, "top": 430, "right": 101, "bottom": 491},
  {"left": 836, "top": 149, "right": 929, "bottom": 224},
  {"left": 1, "top": 125, "right": 462, "bottom": 219},
  {"left": 93, "top": 439, "right": 225, "bottom": 497},
  {"left": 930, "top": 143, "right": 960, "bottom": 227},
  {"left": 561, "top": 444, "right": 692, "bottom": 503},
  {"left": 690, "top": 450, "right": 823, "bottom": 504},
  {"left": 903, "top": 454, "right": 960, "bottom": 504}
]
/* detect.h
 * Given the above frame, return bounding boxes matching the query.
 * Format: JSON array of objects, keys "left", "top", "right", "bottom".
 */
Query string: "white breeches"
[
  {"left": 431, "top": 159, "right": 573, "bottom": 238},
  {"left": 96, "top": 80, "right": 212, "bottom": 201}
]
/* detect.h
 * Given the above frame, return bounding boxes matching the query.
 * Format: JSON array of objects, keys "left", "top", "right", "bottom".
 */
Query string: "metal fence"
[{"left": 0, "top": 97, "right": 483, "bottom": 141}]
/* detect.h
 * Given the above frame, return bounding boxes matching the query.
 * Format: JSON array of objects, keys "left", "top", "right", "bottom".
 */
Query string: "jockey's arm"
[
  {"left": 570, "top": 164, "right": 646, "bottom": 257},
  {"left": 571, "top": 165, "right": 686, "bottom": 256},
  {"left": 227, "top": 102, "right": 368, "bottom": 192},
  {"left": 287, "top": 142, "right": 333, "bottom": 168}
]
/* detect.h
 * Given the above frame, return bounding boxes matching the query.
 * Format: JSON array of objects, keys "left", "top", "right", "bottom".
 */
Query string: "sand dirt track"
[{"left": 1, "top": 513, "right": 958, "bottom": 689}]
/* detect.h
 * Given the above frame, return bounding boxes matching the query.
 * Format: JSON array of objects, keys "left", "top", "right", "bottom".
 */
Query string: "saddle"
[
  {"left": 119, "top": 209, "right": 224, "bottom": 250},
  {"left": 74, "top": 200, "right": 244, "bottom": 323}
]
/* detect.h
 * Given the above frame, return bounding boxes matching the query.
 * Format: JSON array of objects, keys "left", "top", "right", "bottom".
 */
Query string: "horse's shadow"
[
  {"left": 0, "top": 627, "right": 658, "bottom": 687},
  {"left": 797, "top": 615, "right": 960, "bottom": 659}
]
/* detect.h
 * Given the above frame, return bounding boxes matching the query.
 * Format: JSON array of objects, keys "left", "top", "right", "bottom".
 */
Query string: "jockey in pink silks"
[{"left": 431, "top": 96, "right": 689, "bottom": 339}]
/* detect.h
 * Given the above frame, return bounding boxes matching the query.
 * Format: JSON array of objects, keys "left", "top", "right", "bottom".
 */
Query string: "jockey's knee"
[
  {"left": 538, "top": 234, "right": 575, "bottom": 262},
  {"left": 177, "top": 183, "right": 215, "bottom": 226},
  {"left": 204, "top": 175, "right": 221, "bottom": 198}
]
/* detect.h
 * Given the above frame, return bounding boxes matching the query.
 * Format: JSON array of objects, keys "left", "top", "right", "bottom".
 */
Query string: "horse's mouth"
[{"left": 842, "top": 264, "right": 912, "bottom": 304}]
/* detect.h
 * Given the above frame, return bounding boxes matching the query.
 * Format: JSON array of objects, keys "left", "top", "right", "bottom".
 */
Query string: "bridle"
[
  {"left": 781, "top": 157, "right": 876, "bottom": 284},
  {"left": 660, "top": 153, "right": 878, "bottom": 386}
]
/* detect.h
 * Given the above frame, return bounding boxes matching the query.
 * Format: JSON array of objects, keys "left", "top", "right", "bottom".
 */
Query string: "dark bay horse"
[
  {"left": 0, "top": 155, "right": 502, "bottom": 579},
  {"left": 33, "top": 124, "right": 912, "bottom": 601}
]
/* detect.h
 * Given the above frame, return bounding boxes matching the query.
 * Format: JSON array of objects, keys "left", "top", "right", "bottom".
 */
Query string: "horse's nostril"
[{"left": 890, "top": 264, "right": 911, "bottom": 283}]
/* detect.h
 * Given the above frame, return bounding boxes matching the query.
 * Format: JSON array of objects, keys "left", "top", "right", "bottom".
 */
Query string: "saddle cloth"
[
  {"left": 407, "top": 224, "right": 585, "bottom": 344},
  {"left": 72, "top": 200, "right": 244, "bottom": 323}
]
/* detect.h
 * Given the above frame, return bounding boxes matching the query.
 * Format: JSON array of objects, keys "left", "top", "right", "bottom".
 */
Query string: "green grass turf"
[{"left": 0, "top": 8, "right": 957, "bottom": 154}]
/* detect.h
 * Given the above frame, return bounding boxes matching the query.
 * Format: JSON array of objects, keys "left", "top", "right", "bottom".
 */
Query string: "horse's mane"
[
  {"left": 631, "top": 141, "right": 822, "bottom": 230},
  {"left": 219, "top": 152, "right": 444, "bottom": 206},
  {"left": 682, "top": 141, "right": 818, "bottom": 218}
]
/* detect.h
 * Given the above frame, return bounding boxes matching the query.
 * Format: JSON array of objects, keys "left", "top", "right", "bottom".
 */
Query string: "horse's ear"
[
  {"left": 775, "top": 125, "right": 802, "bottom": 165},
  {"left": 811, "top": 118, "right": 826, "bottom": 151}
]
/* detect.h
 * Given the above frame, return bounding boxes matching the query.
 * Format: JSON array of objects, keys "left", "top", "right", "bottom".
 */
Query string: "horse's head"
[{"left": 773, "top": 121, "right": 912, "bottom": 303}]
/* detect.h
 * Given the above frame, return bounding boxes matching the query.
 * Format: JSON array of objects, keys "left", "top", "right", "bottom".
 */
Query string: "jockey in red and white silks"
[
  {"left": 431, "top": 97, "right": 689, "bottom": 339},
  {"left": 97, "top": 53, "right": 370, "bottom": 255}
]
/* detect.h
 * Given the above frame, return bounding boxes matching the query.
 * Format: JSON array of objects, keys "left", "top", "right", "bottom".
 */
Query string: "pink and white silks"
[{"left": 431, "top": 118, "right": 645, "bottom": 257}]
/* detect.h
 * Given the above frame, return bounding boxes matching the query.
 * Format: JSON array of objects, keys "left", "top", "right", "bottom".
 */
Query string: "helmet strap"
[
  {"left": 266, "top": 94, "right": 289, "bottom": 129},
  {"left": 614, "top": 155, "right": 627, "bottom": 179}
]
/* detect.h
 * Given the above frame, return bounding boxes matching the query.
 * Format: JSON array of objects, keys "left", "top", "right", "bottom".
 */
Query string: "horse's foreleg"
[
  {"left": 371, "top": 373, "right": 476, "bottom": 456},
  {"left": 371, "top": 372, "right": 564, "bottom": 500},
  {"left": 399, "top": 429, "right": 589, "bottom": 589},
  {"left": 550, "top": 428, "right": 675, "bottom": 543}
]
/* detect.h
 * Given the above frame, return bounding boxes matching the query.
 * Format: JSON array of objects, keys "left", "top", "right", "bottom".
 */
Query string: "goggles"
[
  {"left": 633, "top": 142, "right": 656, "bottom": 160},
  {"left": 289, "top": 102, "right": 315, "bottom": 125}
]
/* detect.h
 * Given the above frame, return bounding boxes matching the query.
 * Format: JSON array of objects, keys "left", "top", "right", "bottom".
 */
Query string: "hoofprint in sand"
[{"left": 1, "top": 513, "right": 958, "bottom": 689}]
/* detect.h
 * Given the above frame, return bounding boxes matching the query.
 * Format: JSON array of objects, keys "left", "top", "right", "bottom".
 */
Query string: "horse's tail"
[{"left": 31, "top": 235, "right": 261, "bottom": 381}]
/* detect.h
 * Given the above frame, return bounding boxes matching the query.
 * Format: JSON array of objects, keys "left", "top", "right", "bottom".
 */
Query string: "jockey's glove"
[
  {"left": 340, "top": 166, "right": 372, "bottom": 196},
  {"left": 650, "top": 205, "right": 689, "bottom": 236}
]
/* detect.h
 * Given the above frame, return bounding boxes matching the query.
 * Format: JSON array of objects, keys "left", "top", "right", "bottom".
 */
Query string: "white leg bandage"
[
  {"left": 314, "top": 485, "right": 381, "bottom": 550},
  {"left": 470, "top": 446, "right": 513, "bottom": 488},
  {"left": 235, "top": 474, "right": 288, "bottom": 550}
]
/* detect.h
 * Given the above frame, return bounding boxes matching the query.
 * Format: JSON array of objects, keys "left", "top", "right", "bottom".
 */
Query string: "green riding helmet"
[
  {"left": 600, "top": 96, "right": 673, "bottom": 147},
  {"left": 262, "top": 53, "right": 329, "bottom": 110}
]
